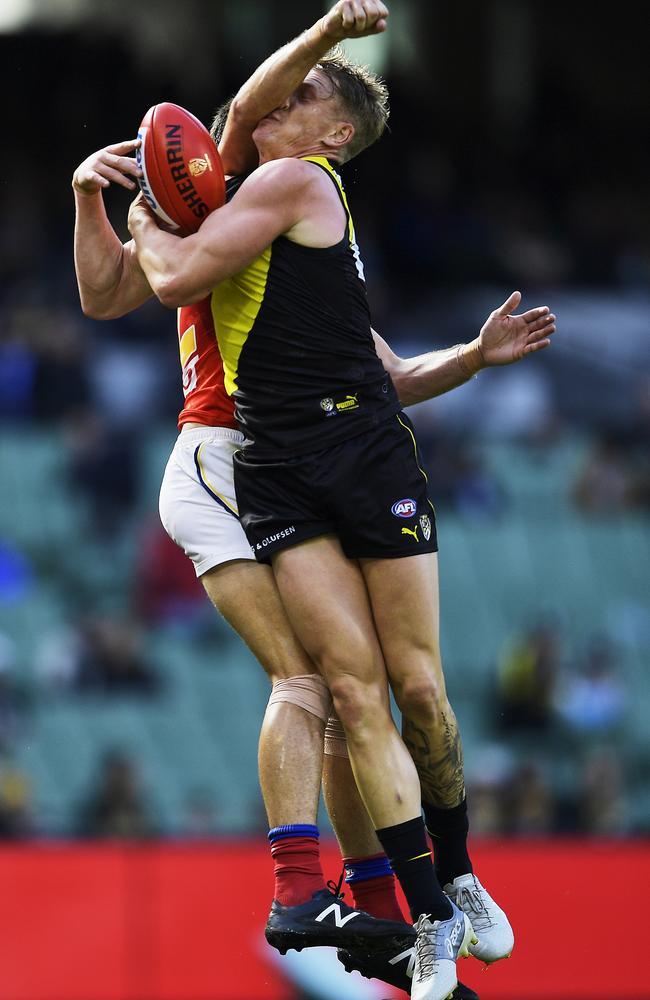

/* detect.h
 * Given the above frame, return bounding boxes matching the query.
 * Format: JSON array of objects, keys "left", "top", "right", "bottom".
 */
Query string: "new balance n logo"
[
  {"left": 389, "top": 947, "right": 416, "bottom": 979},
  {"left": 315, "top": 903, "right": 360, "bottom": 928}
]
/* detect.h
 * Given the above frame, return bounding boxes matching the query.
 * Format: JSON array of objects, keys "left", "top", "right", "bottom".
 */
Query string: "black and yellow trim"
[{"left": 396, "top": 414, "right": 436, "bottom": 515}]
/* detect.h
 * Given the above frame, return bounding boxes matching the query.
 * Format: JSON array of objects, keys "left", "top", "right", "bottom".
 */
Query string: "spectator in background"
[
  {"left": 573, "top": 433, "right": 636, "bottom": 514},
  {"left": 555, "top": 638, "right": 627, "bottom": 735},
  {"left": 33, "top": 623, "right": 84, "bottom": 692},
  {"left": 505, "top": 761, "right": 555, "bottom": 835},
  {"left": 65, "top": 412, "right": 138, "bottom": 538},
  {"left": 0, "top": 633, "right": 31, "bottom": 752},
  {"left": 30, "top": 308, "right": 91, "bottom": 423},
  {"left": 494, "top": 621, "right": 561, "bottom": 732},
  {"left": 74, "top": 616, "right": 161, "bottom": 696},
  {"left": 465, "top": 779, "right": 506, "bottom": 836},
  {"left": 77, "top": 750, "right": 156, "bottom": 838},
  {"left": 135, "top": 518, "right": 208, "bottom": 631},
  {"left": 0, "top": 757, "right": 33, "bottom": 838},
  {"left": 181, "top": 787, "right": 220, "bottom": 838},
  {"left": 578, "top": 749, "right": 628, "bottom": 835}
]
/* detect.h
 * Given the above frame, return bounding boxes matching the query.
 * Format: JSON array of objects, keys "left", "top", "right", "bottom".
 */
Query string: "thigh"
[
  {"left": 159, "top": 435, "right": 253, "bottom": 576},
  {"left": 325, "top": 413, "right": 439, "bottom": 560},
  {"left": 233, "top": 449, "right": 334, "bottom": 564},
  {"left": 360, "top": 551, "right": 445, "bottom": 688},
  {"left": 201, "top": 560, "right": 317, "bottom": 682},
  {"left": 271, "top": 535, "right": 389, "bottom": 693}
]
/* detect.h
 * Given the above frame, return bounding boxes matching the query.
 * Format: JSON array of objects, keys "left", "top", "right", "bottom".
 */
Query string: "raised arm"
[
  {"left": 219, "top": 0, "right": 389, "bottom": 175},
  {"left": 73, "top": 139, "right": 154, "bottom": 320},
  {"left": 374, "top": 291, "right": 556, "bottom": 407}
]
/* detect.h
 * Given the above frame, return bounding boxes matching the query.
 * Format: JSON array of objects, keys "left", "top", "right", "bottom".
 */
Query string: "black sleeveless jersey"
[{"left": 212, "top": 156, "right": 400, "bottom": 456}]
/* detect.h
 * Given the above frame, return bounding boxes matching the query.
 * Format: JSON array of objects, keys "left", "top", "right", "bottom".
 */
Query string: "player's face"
[{"left": 253, "top": 70, "right": 345, "bottom": 161}]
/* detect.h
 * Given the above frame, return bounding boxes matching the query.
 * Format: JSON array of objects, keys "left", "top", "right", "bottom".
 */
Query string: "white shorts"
[{"left": 159, "top": 426, "right": 254, "bottom": 576}]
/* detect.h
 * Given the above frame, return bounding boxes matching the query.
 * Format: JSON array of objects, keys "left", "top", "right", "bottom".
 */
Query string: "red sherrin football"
[{"left": 136, "top": 102, "right": 226, "bottom": 234}]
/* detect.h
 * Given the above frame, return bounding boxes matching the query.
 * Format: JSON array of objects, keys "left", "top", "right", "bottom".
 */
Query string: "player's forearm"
[
  {"left": 384, "top": 340, "right": 486, "bottom": 407},
  {"left": 130, "top": 218, "right": 209, "bottom": 308},
  {"left": 231, "top": 24, "right": 332, "bottom": 126},
  {"left": 74, "top": 191, "right": 129, "bottom": 317},
  {"left": 219, "top": 20, "right": 334, "bottom": 174}
]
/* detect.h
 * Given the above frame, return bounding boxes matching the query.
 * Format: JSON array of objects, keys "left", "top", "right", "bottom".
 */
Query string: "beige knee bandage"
[
  {"left": 267, "top": 674, "right": 332, "bottom": 723},
  {"left": 324, "top": 711, "right": 349, "bottom": 759}
]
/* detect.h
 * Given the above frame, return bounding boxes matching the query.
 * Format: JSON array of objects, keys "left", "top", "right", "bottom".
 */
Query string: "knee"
[
  {"left": 395, "top": 672, "right": 450, "bottom": 723},
  {"left": 328, "top": 674, "right": 386, "bottom": 734}
]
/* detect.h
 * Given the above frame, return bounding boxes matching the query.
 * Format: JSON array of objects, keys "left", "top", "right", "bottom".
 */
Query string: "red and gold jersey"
[
  {"left": 176, "top": 296, "right": 237, "bottom": 430},
  {"left": 176, "top": 173, "right": 248, "bottom": 431}
]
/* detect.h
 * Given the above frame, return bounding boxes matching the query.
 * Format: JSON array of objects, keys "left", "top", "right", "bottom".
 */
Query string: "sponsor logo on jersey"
[
  {"left": 401, "top": 525, "right": 419, "bottom": 543},
  {"left": 256, "top": 526, "right": 296, "bottom": 549},
  {"left": 420, "top": 514, "right": 432, "bottom": 541},
  {"left": 320, "top": 394, "right": 360, "bottom": 416},
  {"left": 391, "top": 498, "right": 417, "bottom": 518},
  {"left": 188, "top": 156, "right": 213, "bottom": 177}
]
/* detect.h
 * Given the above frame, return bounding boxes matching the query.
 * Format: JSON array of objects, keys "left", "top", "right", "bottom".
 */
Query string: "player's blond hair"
[{"left": 316, "top": 47, "right": 389, "bottom": 162}]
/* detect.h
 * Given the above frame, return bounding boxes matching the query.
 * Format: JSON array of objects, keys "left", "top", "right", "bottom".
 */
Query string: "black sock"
[
  {"left": 423, "top": 797, "right": 472, "bottom": 888},
  {"left": 375, "top": 815, "right": 452, "bottom": 921}
]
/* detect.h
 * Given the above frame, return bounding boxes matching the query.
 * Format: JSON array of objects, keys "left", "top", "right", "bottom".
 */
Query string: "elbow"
[
  {"left": 153, "top": 276, "right": 197, "bottom": 310},
  {"left": 80, "top": 296, "right": 118, "bottom": 321},
  {"left": 228, "top": 95, "right": 256, "bottom": 126},
  {"left": 155, "top": 280, "right": 183, "bottom": 309}
]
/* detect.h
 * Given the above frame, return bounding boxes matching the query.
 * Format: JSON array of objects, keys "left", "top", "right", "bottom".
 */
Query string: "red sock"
[
  {"left": 343, "top": 853, "right": 405, "bottom": 923},
  {"left": 270, "top": 836, "right": 325, "bottom": 906}
]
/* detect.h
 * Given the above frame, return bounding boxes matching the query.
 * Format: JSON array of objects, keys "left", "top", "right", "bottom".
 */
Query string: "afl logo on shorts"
[{"left": 391, "top": 498, "right": 417, "bottom": 518}]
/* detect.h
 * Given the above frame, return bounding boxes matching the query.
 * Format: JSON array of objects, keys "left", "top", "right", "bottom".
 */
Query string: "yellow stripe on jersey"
[
  {"left": 179, "top": 324, "right": 197, "bottom": 368},
  {"left": 396, "top": 414, "right": 436, "bottom": 515},
  {"left": 211, "top": 246, "right": 272, "bottom": 397}
]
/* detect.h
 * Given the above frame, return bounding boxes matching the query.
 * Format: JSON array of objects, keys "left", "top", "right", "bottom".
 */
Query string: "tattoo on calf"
[{"left": 402, "top": 711, "right": 466, "bottom": 808}]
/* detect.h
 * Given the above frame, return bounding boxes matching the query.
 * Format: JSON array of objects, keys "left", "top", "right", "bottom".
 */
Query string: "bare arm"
[
  {"left": 374, "top": 291, "right": 557, "bottom": 407},
  {"left": 219, "top": 0, "right": 389, "bottom": 175},
  {"left": 73, "top": 140, "right": 154, "bottom": 320},
  {"left": 127, "top": 158, "right": 341, "bottom": 308}
]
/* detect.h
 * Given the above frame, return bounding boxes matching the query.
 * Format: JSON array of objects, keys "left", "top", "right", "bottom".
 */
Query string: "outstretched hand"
[
  {"left": 321, "top": 0, "right": 389, "bottom": 41},
  {"left": 477, "top": 291, "right": 556, "bottom": 367},
  {"left": 72, "top": 139, "right": 142, "bottom": 196}
]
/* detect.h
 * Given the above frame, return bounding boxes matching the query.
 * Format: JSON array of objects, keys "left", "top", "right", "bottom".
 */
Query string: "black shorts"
[{"left": 233, "top": 412, "right": 438, "bottom": 563}]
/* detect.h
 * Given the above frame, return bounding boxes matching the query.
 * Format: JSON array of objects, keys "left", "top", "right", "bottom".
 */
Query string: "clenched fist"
[{"left": 320, "top": 0, "right": 389, "bottom": 42}]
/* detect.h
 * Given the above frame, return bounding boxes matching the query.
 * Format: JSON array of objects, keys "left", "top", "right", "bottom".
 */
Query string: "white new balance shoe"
[
  {"left": 411, "top": 903, "right": 477, "bottom": 1000},
  {"left": 443, "top": 874, "right": 514, "bottom": 964}
]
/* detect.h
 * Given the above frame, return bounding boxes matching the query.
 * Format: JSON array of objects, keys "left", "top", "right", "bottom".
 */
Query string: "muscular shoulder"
[
  {"left": 232, "top": 158, "right": 343, "bottom": 248},
  {"left": 232, "top": 157, "right": 334, "bottom": 205}
]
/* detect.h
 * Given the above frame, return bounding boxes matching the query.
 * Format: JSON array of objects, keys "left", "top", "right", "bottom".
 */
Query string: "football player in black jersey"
[{"left": 79, "top": 4, "right": 555, "bottom": 998}]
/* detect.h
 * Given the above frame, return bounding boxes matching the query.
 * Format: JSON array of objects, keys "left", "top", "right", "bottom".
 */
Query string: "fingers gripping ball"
[{"left": 136, "top": 103, "right": 226, "bottom": 235}]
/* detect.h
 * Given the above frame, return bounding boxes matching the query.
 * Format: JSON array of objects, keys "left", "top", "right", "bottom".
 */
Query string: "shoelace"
[
  {"left": 326, "top": 869, "right": 346, "bottom": 901},
  {"left": 455, "top": 881, "right": 494, "bottom": 931},
  {"left": 414, "top": 914, "right": 439, "bottom": 981}
]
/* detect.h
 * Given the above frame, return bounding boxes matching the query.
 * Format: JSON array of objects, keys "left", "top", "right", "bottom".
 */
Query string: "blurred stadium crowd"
[{"left": 0, "top": 2, "right": 648, "bottom": 841}]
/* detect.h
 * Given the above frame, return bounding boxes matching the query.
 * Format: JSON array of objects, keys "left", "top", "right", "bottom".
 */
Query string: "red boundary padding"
[{"left": 0, "top": 839, "right": 648, "bottom": 1000}]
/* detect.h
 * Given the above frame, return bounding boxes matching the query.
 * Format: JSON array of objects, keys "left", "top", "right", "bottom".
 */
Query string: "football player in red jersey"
[{"left": 73, "top": 3, "right": 555, "bottom": 997}]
